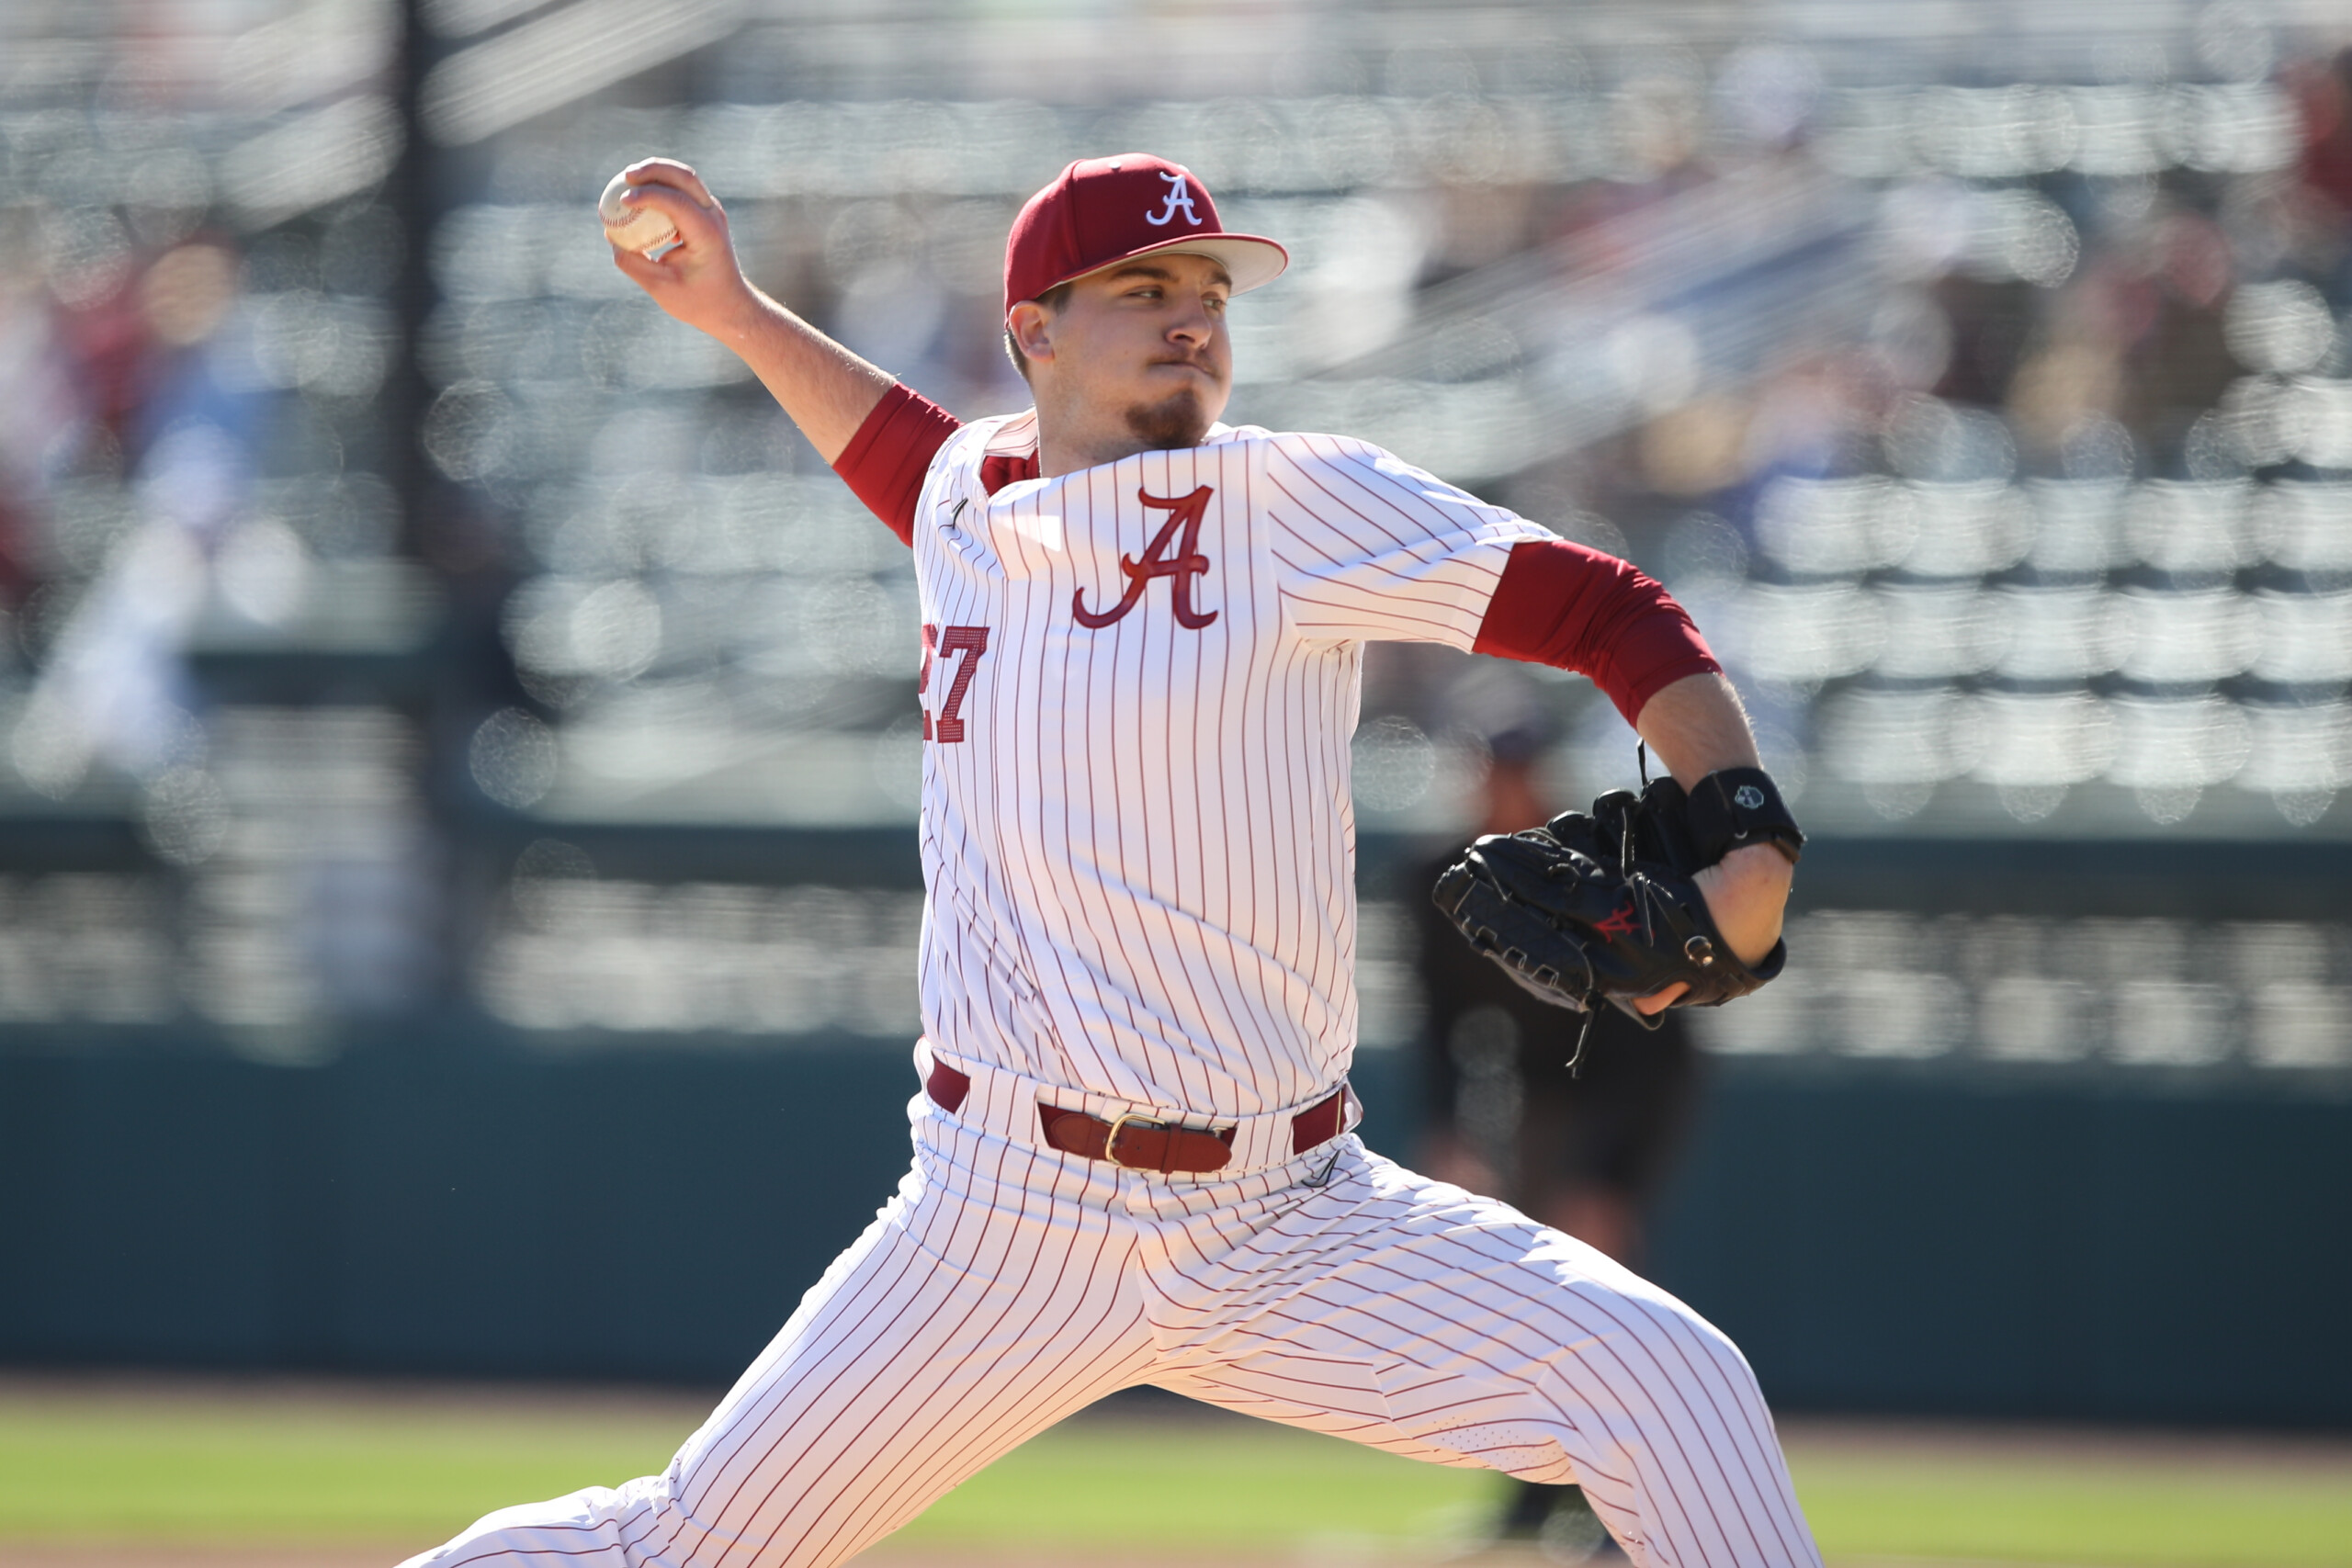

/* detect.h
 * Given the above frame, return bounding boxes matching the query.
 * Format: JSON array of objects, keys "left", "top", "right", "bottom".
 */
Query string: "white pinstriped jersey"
[{"left": 910, "top": 412, "right": 1552, "bottom": 1118}]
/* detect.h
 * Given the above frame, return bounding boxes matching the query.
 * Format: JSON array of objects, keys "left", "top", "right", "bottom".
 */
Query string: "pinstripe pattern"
[
  {"left": 400, "top": 420, "right": 1822, "bottom": 1568},
  {"left": 914, "top": 418, "right": 1548, "bottom": 1120},
  {"left": 402, "top": 1104, "right": 1820, "bottom": 1568}
]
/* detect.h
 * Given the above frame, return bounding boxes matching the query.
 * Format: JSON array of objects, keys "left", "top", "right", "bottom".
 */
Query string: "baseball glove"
[{"left": 1430, "top": 768, "right": 1800, "bottom": 1056}]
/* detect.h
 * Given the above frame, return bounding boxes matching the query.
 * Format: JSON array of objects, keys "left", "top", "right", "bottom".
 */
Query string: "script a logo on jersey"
[
  {"left": 1073, "top": 486, "right": 1218, "bottom": 630},
  {"left": 1144, "top": 170, "right": 1202, "bottom": 227}
]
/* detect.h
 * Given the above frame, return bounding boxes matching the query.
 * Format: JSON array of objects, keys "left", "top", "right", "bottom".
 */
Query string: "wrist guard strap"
[{"left": 1688, "top": 768, "right": 1804, "bottom": 866}]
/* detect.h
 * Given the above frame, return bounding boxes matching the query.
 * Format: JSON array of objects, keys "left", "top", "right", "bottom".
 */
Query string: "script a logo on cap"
[
  {"left": 1145, "top": 169, "right": 1201, "bottom": 227},
  {"left": 1733, "top": 784, "right": 1765, "bottom": 809}
]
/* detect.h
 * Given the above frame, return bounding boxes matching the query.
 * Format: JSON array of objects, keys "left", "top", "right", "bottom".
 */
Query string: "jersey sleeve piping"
[{"left": 831, "top": 382, "right": 965, "bottom": 545}]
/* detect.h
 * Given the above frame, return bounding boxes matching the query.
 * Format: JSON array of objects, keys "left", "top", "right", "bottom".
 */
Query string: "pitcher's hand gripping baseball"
[
  {"left": 1431, "top": 768, "right": 1803, "bottom": 1036},
  {"left": 602, "top": 159, "right": 763, "bottom": 335}
]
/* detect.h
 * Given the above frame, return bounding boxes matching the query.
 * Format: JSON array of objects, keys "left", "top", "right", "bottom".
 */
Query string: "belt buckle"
[{"left": 1102, "top": 1109, "right": 1168, "bottom": 1170}]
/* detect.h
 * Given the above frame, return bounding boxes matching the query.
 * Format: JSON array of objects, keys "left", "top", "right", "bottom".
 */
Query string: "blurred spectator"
[
  {"left": 10, "top": 234, "right": 257, "bottom": 795},
  {"left": 0, "top": 207, "right": 96, "bottom": 600},
  {"left": 2291, "top": 48, "right": 2352, "bottom": 253},
  {"left": 2119, "top": 204, "right": 2243, "bottom": 469}
]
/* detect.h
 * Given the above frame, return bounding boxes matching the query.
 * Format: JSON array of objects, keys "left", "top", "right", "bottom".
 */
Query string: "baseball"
[{"left": 599, "top": 170, "right": 680, "bottom": 259}]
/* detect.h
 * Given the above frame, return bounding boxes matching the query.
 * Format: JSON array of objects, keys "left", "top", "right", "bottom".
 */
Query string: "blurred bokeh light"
[{"left": 0, "top": 0, "right": 2346, "bottom": 1074}]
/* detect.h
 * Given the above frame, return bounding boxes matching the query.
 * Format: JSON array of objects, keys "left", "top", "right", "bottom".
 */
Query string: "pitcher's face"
[{"left": 1023, "top": 252, "right": 1234, "bottom": 457}]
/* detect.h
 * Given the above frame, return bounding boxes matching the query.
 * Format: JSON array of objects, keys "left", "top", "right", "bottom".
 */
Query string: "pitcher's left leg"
[{"left": 1146, "top": 1143, "right": 1819, "bottom": 1568}]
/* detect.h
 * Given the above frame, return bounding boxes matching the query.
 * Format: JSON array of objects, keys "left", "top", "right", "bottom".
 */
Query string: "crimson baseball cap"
[{"left": 1002, "top": 154, "right": 1288, "bottom": 314}]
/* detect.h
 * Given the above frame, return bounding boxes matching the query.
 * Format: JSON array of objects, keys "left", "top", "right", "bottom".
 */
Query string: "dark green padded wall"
[{"left": 4, "top": 1040, "right": 2347, "bottom": 1425}]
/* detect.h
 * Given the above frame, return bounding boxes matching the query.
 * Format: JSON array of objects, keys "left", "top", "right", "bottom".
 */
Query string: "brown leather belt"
[{"left": 924, "top": 1061, "right": 1346, "bottom": 1175}]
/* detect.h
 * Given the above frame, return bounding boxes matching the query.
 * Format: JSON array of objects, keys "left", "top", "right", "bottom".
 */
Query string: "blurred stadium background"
[{"left": 4, "top": 0, "right": 2352, "bottom": 1496}]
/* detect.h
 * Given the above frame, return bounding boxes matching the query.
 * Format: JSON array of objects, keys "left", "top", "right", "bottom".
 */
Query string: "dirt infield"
[{"left": 2, "top": 1551, "right": 401, "bottom": 1568}]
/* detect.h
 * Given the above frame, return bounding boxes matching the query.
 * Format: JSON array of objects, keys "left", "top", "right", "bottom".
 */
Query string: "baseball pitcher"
[{"left": 401, "top": 153, "right": 1817, "bottom": 1568}]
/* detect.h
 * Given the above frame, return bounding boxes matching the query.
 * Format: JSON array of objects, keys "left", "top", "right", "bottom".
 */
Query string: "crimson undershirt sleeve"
[
  {"left": 829, "top": 382, "right": 964, "bottom": 546},
  {"left": 1472, "top": 538, "right": 1724, "bottom": 727}
]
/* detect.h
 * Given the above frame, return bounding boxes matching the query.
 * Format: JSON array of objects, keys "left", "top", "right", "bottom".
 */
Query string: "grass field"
[{"left": 2, "top": 1377, "right": 2347, "bottom": 1568}]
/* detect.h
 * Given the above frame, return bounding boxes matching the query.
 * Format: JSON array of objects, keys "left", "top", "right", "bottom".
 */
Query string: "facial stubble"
[{"left": 1122, "top": 384, "right": 1215, "bottom": 450}]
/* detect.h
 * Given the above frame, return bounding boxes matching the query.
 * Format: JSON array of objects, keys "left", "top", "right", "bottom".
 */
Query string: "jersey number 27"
[{"left": 919, "top": 624, "right": 989, "bottom": 743}]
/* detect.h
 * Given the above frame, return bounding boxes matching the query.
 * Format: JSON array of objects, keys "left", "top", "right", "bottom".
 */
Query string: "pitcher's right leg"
[{"left": 399, "top": 1135, "right": 1153, "bottom": 1568}]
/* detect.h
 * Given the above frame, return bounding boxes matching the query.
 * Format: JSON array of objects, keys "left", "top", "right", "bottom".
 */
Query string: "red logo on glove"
[{"left": 1594, "top": 899, "right": 1641, "bottom": 939}]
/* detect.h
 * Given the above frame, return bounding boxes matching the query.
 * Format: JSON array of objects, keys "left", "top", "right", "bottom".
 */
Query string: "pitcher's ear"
[{"left": 1007, "top": 300, "right": 1057, "bottom": 364}]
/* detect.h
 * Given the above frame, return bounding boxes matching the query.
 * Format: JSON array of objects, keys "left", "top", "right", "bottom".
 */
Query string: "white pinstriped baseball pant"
[{"left": 402, "top": 1074, "right": 1821, "bottom": 1568}]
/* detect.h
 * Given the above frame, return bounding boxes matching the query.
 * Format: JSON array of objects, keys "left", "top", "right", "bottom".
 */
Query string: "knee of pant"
[
  {"left": 1529, "top": 1283, "right": 1769, "bottom": 1437},
  {"left": 1582, "top": 1275, "right": 1751, "bottom": 1373},
  {"left": 1634, "top": 1282, "right": 1748, "bottom": 1364}
]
